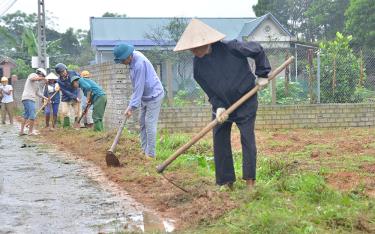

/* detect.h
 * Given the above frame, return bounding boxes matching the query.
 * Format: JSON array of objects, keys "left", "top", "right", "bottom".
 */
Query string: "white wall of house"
[{"left": 246, "top": 18, "right": 293, "bottom": 48}]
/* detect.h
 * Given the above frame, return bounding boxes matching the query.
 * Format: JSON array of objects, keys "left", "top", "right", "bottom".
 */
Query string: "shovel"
[
  {"left": 106, "top": 116, "right": 128, "bottom": 167},
  {"left": 73, "top": 103, "right": 91, "bottom": 128},
  {"left": 156, "top": 56, "right": 295, "bottom": 173},
  {"left": 35, "top": 91, "right": 58, "bottom": 116}
]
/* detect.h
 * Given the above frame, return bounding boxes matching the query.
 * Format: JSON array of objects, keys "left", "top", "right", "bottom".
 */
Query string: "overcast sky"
[{"left": 5, "top": 0, "right": 258, "bottom": 32}]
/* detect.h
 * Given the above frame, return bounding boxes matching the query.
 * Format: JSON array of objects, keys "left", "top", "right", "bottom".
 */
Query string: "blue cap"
[
  {"left": 70, "top": 76, "right": 80, "bottom": 84},
  {"left": 113, "top": 44, "right": 134, "bottom": 64}
]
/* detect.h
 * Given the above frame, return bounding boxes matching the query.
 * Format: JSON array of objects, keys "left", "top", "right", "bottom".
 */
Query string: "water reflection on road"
[{"left": 0, "top": 125, "right": 145, "bottom": 233}]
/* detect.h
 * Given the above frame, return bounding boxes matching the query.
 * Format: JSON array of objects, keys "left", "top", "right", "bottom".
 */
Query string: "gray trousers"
[
  {"left": 1, "top": 102, "right": 14, "bottom": 124},
  {"left": 139, "top": 93, "right": 164, "bottom": 157}
]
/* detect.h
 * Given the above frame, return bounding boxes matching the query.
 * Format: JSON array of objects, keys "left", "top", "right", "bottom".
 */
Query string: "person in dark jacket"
[
  {"left": 55, "top": 63, "right": 81, "bottom": 128},
  {"left": 174, "top": 19, "right": 271, "bottom": 190},
  {"left": 43, "top": 73, "right": 60, "bottom": 129}
]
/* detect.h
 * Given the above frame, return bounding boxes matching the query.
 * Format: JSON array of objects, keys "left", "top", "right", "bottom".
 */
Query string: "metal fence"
[
  {"left": 258, "top": 45, "right": 375, "bottom": 105},
  {"left": 157, "top": 44, "right": 375, "bottom": 106}
]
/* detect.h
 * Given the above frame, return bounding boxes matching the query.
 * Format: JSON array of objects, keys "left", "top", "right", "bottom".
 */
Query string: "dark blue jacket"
[
  {"left": 193, "top": 40, "right": 271, "bottom": 121},
  {"left": 57, "top": 70, "right": 79, "bottom": 102}
]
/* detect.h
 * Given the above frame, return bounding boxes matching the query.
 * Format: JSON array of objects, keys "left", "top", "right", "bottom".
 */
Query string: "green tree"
[
  {"left": 253, "top": 0, "right": 314, "bottom": 41},
  {"left": 305, "top": 0, "right": 349, "bottom": 41},
  {"left": 345, "top": 0, "right": 375, "bottom": 49},
  {"left": 60, "top": 28, "right": 80, "bottom": 56},
  {"left": 253, "top": 0, "right": 288, "bottom": 28},
  {"left": 0, "top": 10, "right": 94, "bottom": 68},
  {"left": 0, "top": 10, "right": 37, "bottom": 39},
  {"left": 0, "top": 11, "right": 62, "bottom": 61},
  {"left": 0, "top": 11, "right": 38, "bottom": 59},
  {"left": 21, "top": 28, "right": 38, "bottom": 56},
  {"left": 75, "top": 29, "right": 94, "bottom": 65},
  {"left": 319, "top": 32, "right": 363, "bottom": 103},
  {"left": 12, "top": 59, "right": 34, "bottom": 79}
]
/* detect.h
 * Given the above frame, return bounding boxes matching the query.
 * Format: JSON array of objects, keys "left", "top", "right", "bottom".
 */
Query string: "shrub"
[{"left": 319, "top": 32, "right": 365, "bottom": 103}]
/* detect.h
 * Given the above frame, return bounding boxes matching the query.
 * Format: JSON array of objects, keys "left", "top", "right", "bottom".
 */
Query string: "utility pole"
[{"left": 37, "top": 0, "right": 47, "bottom": 69}]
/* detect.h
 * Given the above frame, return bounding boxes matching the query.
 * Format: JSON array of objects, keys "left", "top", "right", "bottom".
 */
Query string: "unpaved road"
[{"left": 0, "top": 125, "right": 151, "bottom": 233}]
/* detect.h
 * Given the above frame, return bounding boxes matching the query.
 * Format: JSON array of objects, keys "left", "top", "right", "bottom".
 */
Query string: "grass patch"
[{"left": 194, "top": 158, "right": 375, "bottom": 234}]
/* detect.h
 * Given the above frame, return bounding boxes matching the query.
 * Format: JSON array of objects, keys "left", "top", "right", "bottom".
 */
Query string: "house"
[
  {"left": 90, "top": 13, "right": 294, "bottom": 102},
  {"left": 0, "top": 55, "right": 16, "bottom": 84}
]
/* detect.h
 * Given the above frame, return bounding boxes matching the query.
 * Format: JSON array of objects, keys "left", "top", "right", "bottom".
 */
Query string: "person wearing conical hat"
[
  {"left": 43, "top": 73, "right": 61, "bottom": 129},
  {"left": 174, "top": 19, "right": 271, "bottom": 190}
]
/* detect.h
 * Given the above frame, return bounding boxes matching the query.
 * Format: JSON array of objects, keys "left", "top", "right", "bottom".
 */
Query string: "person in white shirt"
[
  {"left": 19, "top": 68, "right": 47, "bottom": 136},
  {"left": 0, "top": 76, "right": 14, "bottom": 124}
]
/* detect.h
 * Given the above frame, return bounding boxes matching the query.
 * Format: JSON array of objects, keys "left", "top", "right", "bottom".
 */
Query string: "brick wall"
[
  {"left": 11, "top": 78, "right": 26, "bottom": 108},
  {"left": 159, "top": 106, "right": 212, "bottom": 132},
  {"left": 159, "top": 103, "right": 375, "bottom": 132},
  {"left": 256, "top": 103, "right": 375, "bottom": 129}
]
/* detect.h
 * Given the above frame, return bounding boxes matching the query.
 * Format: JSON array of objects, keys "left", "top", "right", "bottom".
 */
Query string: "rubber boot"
[
  {"left": 94, "top": 121, "right": 103, "bottom": 132},
  {"left": 45, "top": 115, "right": 50, "bottom": 128},
  {"left": 63, "top": 117, "right": 70, "bottom": 128}
]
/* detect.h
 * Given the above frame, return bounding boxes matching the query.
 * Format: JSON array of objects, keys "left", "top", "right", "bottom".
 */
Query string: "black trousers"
[{"left": 213, "top": 114, "right": 257, "bottom": 185}]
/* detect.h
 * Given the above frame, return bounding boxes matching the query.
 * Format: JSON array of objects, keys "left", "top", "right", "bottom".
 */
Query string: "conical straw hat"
[
  {"left": 46, "top": 72, "right": 58, "bottom": 80},
  {"left": 174, "top": 19, "right": 226, "bottom": 52}
]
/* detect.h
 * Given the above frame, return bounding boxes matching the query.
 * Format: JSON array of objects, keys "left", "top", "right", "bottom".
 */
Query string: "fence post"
[
  {"left": 317, "top": 50, "right": 321, "bottom": 104},
  {"left": 166, "top": 60, "right": 174, "bottom": 106},
  {"left": 271, "top": 78, "right": 276, "bottom": 105},
  {"left": 295, "top": 43, "right": 298, "bottom": 82}
]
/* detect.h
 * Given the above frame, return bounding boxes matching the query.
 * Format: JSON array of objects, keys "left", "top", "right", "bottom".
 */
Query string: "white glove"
[
  {"left": 256, "top": 78, "right": 269, "bottom": 90},
  {"left": 216, "top": 107, "right": 228, "bottom": 124},
  {"left": 55, "top": 83, "right": 60, "bottom": 92}
]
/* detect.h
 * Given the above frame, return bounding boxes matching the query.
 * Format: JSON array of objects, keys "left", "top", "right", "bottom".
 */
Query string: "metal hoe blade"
[{"left": 106, "top": 151, "right": 121, "bottom": 167}]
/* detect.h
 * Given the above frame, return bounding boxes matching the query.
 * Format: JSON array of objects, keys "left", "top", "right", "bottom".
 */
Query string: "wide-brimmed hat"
[
  {"left": 113, "top": 44, "right": 134, "bottom": 64},
  {"left": 173, "top": 19, "right": 226, "bottom": 52},
  {"left": 46, "top": 73, "right": 58, "bottom": 80}
]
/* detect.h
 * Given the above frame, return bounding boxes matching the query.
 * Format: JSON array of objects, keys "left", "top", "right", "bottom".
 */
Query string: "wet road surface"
[{"left": 0, "top": 125, "right": 162, "bottom": 233}]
